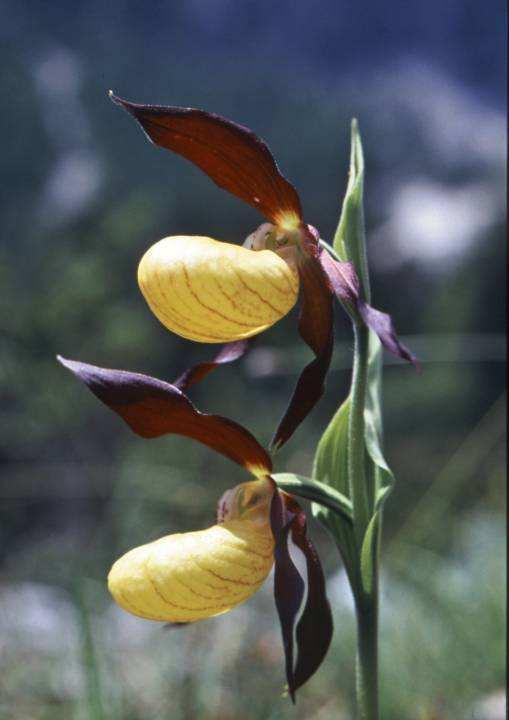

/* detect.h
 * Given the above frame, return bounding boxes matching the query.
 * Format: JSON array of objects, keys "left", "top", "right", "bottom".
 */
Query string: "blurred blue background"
[{"left": 1, "top": 1, "right": 506, "bottom": 718}]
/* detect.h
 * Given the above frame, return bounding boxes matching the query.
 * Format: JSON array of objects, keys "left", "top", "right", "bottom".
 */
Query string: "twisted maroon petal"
[
  {"left": 110, "top": 93, "right": 303, "bottom": 227},
  {"left": 270, "top": 490, "right": 304, "bottom": 703},
  {"left": 319, "top": 252, "right": 420, "bottom": 370},
  {"left": 271, "top": 242, "right": 334, "bottom": 450},
  {"left": 357, "top": 303, "right": 421, "bottom": 370},
  {"left": 173, "top": 339, "right": 251, "bottom": 391},
  {"left": 270, "top": 489, "right": 333, "bottom": 701},
  {"left": 57, "top": 356, "right": 272, "bottom": 476},
  {"left": 319, "top": 250, "right": 359, "bottom": 308},
  {"left": 289, "top": 510, "right": 333, "bottom": 691}
]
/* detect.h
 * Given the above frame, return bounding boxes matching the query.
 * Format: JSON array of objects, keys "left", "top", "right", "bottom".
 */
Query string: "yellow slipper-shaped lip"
[
  {"left": 137, "top": 235, "right": 299, "bottom": 343},
  {"left": 108, "top": 519, "right": 274, "bottom": 623}
]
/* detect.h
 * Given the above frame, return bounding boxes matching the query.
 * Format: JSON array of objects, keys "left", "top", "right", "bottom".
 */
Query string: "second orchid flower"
[{"left": 58, "top": 356, "right": 333, "bottom": 700}]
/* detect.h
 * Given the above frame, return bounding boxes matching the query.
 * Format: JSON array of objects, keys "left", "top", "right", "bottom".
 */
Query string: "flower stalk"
[
  {"left": 314, "top": 120, "right": 403, "bottom": 720},
  {"left": 347, "top": 317, "right": 380, "bottom": 720},
  {"left": 343, "top": 124, "right": 381, "bottom": 720},
  {"left": 355, "top": 596, "right": 379, "bottom": 720},
  {"left": 348, "top": 321, "right": 371, "bottom": 548},
  {"left": 350, "top": 324, "right": 381, "bottom": 720}
]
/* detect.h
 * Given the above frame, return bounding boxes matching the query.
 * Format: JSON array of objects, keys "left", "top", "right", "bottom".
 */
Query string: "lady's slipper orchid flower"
[
  {"left": 58, "top": 356, "right": 333, "bottom": 699},
  {"left": 108, "top": 476, "right": 276, "bottom": 623},
  {"left": 137, "top": 234, "right": 300, "bottom": 343},
  {"left": 110, "top": 92, "right": 418, "bottom": 449}
]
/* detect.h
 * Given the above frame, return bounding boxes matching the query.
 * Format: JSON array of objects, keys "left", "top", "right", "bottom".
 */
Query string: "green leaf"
[
  {"left": 311, "top": 120, "right": 397, "bottom": 600},
  {"left": 365, "top": 332, "right": 396, "bottom": 509},
  {"left": 333, "top": 119, "right": 370, "bottom": 301},
  {"left": 272, "top": 473, "right": 352, "bottom": 522},
  {"left": 360, "top": 511, "right": 380, "bottom": 597},
  {"left": 329, "top": 120, "right": 396, "bottom": 512},
  {"left": 312, "top": 395, "right": 350, "bottom": 497},
  {"left": 312, "top": 502, "right": 359, "bottom": 589},
  {"left": 335, "top": 121, "right": 395, "bottom": 510},
  {"left": 311, "top": 396, "right": 359, "bottom": 585}
]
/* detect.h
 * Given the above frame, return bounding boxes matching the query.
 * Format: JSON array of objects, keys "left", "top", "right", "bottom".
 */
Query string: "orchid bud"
[
  {"left": 107, "top": 479, "right": 275, "bottom": 623},
  {"left": 137, "top": 235, "right": 299, "bottom": 343}
]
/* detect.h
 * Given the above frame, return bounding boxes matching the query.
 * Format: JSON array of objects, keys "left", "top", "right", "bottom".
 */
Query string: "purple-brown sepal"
[{"left": 57, "top": 356, "right": 272, "bottom": 475}]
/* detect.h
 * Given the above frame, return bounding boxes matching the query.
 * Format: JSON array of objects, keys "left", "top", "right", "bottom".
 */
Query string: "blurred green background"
[{"left": 1, "top": 1, "right": 506, "bottom": 718}]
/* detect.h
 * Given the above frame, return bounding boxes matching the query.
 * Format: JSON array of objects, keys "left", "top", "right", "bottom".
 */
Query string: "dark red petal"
[
  {"left": 270, "top": 490, "right": 333, "bottom": 700},
  {"left": 57, "top": 356, "right": 272, "bottom": 476},
  {"left": 319, "top": 253, "right": 420, "bottom": 370},
  {"left": 358, "top": 302, "right": 421, "bottom": 371},
  {"left": 173, "top": 339, "right": 250, "bottom": 391},
  {"left": 110, "top": 93, "right": 303, "bottom": 228},
  {"left": 289, "top": 511, "right": 333, "bottom": 692},
  {"left": 270, "top": 491, "right": 305, "bottom": 703},
  {"left": 271, "top": 249, "right": 334, "bottom": 450}
]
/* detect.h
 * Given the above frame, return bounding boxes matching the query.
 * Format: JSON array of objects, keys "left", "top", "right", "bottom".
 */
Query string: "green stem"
[
  {"left": 355, "top": 594, "right": 379, "bottom": 720},
  {"left": 74, "top": 582, "right": 105, "bottom": 720},
  {"left": 348, "top": 321, "right": 371, "bottom": 548},
  {"left": 349, "top": 320, "right": 379, "bottom": 720},
  {"left": 327, "top": 120, "right": 380, "bottom": 719}
]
